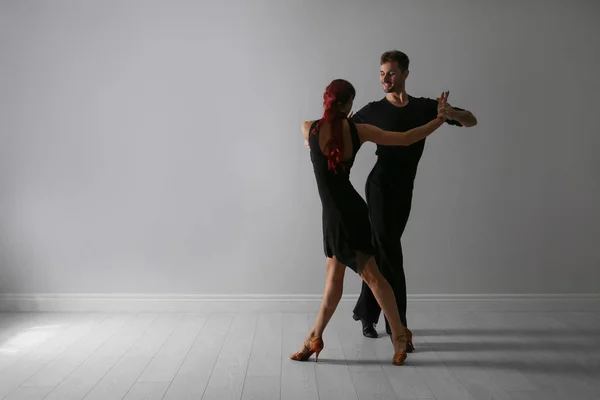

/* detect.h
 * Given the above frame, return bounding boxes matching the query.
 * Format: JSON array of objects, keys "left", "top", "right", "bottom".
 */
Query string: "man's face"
[{"left": 380, "top": 61, "right": 408, "bottom": 93}]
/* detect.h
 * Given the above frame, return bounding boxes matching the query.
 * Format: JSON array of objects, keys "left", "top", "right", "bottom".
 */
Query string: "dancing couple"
[{"left": 292, "top": 50, "right": 477, "bottom": 365}]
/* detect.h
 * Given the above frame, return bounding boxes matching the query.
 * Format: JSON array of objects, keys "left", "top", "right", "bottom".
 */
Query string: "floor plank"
[
  {"left": 162, "top": 313, "right": 233, "bottom": 400},
  {"left": 123, "top": 382, "right": 170, "bottom": 400},
  {"left": 0, "top": 313, "right": 106, "bottom": 399},
  {"left": 280, "top": 313, "right": 319, "bottom": 400},
  {"left": 311, "top": 312, "right": 359, "bottom": 400},
  {"left": 201, "top": 314, "right": 258, "bottom": 400},
  {"left": 23, "top": 314, "right": 131, "bottom": 387},
  {"left": 135, "top": 313, "right": 207, "bottom": 383},
  {"left": 82, "top": 313, "right": 184, "bottom": 400},
  {"left": 43, "top": 313, "right": 158, "bottom": 400}
]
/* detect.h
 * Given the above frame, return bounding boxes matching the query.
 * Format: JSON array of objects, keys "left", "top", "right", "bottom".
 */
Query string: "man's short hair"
[{"left": 380, "top": 50, "right": 409, "bottom": 71}]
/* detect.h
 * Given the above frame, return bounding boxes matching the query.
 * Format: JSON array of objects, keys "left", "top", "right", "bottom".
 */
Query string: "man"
[{"left": 350, "top": 50, "right": 477, "bottom": 350}]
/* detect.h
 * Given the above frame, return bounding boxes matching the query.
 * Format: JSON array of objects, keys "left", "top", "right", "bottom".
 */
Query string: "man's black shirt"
[{"left": 352, "top": 95, "right": 462, "bottom": 170}]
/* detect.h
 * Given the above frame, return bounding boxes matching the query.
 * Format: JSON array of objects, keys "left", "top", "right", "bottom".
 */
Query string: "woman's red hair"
[{"left": 311, "top": 79, "right": 356, "bottom": 172}]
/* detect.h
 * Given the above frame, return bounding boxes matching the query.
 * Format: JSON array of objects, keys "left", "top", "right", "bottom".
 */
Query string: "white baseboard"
[{"left": 0, "top": 293, "right": 599, "bottom": 313}]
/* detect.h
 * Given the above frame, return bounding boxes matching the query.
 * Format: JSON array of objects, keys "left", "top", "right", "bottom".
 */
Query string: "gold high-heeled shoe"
[
  {"left": 393, "top": 348, "right": 407, "bottom": 365},
  {"left": 392, "top": 329, "right": 409, "bottom": 366},
  {"left": 387, "top": 324, "right": 415, "bottom": 353},
  {"left": 289, "top": 337, "right": 324, "bottom": 362}
]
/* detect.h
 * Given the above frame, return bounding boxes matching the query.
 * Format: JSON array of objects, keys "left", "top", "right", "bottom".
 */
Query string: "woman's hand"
[{"left": 436, "top": 90, "right": 450, "bottom": 121}]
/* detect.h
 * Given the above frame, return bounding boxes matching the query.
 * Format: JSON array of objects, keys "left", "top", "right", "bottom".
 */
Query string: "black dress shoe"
[{"left": 353, "top": 314, "right": 378, "bottom": 338}]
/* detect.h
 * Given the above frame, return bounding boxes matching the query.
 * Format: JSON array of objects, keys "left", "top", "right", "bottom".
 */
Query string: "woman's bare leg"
[
  {"left": 360, "top": 257, "right": 407, "bottom": 355},
  {"left": 291, "top": 257, "right": 345, "bottom": 360},
  {"left": 308, "top": 256, "right": 346, "bottom": 338}
]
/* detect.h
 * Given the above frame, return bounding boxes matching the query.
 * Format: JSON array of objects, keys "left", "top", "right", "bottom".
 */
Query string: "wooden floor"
[{"left": 0, "top": 310, "right": 598, "bottom": 400}]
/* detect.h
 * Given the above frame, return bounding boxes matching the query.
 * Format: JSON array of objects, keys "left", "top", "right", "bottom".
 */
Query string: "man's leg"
[
  {"left": 364, "top": 170, "right": 414, "bottom": 333},
  {"left": 379, "top": 192, "right": 416, "bottom": 353},
  {"left": 352, "top": 168, "right": 383, "bottom": 338},
  {"left": 372, "top": 199, "right": 406, "bottom": 327},
  {"left": 380, "top": 193, "right": 412, "bottom": 331},
  {"left": 352, "top": 264, "right": 381, "bottom": 337}
]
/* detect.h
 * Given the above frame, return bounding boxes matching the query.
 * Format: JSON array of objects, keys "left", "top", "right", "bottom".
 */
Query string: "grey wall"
[{"left": 1, "top": 0, "right": 599, "bottom": 296}]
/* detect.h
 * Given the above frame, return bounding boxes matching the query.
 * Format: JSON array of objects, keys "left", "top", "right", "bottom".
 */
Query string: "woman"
[{"left": 291, "top": 79, "right": 449, "bottom": 366}]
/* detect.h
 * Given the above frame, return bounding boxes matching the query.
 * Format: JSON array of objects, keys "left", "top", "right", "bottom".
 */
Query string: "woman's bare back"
[{"left": 316, "top": 119, "right": 356, "bottom": 162}]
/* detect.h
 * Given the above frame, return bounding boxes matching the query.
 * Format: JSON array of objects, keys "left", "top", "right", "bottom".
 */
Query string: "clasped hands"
[{"left": 436, "top": 91, "right": 457, "bottom": 121}]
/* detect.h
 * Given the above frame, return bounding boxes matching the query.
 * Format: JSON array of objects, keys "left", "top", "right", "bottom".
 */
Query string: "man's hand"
[{"left": 304, "top": 137, "right": 310, "bottom": 149}]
